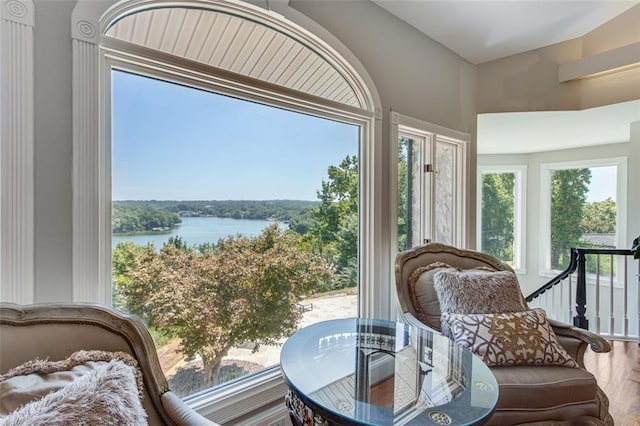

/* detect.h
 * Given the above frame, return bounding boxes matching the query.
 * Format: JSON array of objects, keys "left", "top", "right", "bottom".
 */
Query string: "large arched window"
[{"left": 71, "top": 0, "right": 380, "bottom": 421}]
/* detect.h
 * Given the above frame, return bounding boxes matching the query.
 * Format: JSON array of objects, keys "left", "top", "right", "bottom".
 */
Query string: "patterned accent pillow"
[
  {"left": 442, "top": 308, "right": 578, "bottom": 367},
  {"left": 434, "top": 269, "right": 527, "bottom": 336}
]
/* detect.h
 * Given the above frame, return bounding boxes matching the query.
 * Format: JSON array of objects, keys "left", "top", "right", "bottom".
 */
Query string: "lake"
[{"left": 112, "top": 216, "right": 283, "bottom": 249}]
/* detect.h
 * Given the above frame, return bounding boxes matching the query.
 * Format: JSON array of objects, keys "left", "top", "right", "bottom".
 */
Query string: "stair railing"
[{"left": 526, "top": 247, "right": 638, "bottom": 341}]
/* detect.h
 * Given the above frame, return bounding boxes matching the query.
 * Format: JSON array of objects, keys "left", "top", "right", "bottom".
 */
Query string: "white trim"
[
  {"left": 558, "top": 41, "right": 640, "bottom": 82},
  {"left": 539, "top": 157, "right": 627, "bottom": 277},
  {"left": 393, "top": 113, "right": 470, "bottom": 144},
  {"left": 0, "top": 0, "right": 35, "bottom": 304},
  {"left": 71, "top": 31, "right": 111, "bottom": 303},
  {"left": 477, "top": 165, "right": 527, "bottom": 274},
  {"left": 390, "top": 111, "right": 469, "bottom": 245},
  {"left": 186, "top": 367, "right": 288, "bottom": 423}
]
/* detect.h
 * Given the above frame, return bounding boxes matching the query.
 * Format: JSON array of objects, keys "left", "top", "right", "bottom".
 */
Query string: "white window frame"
[
  {"left": 390, "top": 111, "right": 468, "bottom": 274},
  {"left": 476, "top": 165, "right": 527, "bottom": 274},
  {"left": 71, "top": 0, "right": 382, "bottom": 422},
  {"left": 539, "top": 157, "right": 627, "bottom": 278}
]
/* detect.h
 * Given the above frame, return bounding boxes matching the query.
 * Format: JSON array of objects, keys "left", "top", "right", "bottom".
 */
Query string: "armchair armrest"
[
  {"left": 401, "top": 312, "right": 440, "bottom": 333},
  {"left": 548, "top": 318, "right": 611, "bottom": 353},
  {"left": 548, "top": 318, "right": 611, "bottom": 369},
  {"left": 161, "top": 391, "right": 219, "bottom": 426}
]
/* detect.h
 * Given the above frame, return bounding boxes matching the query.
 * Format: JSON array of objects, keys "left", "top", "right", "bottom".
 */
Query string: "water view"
[{"left": 112, "top": 216, "right": 282, "bottom": 248}]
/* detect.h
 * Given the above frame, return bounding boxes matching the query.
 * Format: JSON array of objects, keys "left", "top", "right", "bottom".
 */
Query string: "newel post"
[{"left": 573, "top": 249, "right": 589, "bottom": 329}]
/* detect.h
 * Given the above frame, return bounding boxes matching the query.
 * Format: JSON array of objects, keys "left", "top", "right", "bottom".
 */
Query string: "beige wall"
[
  {"left": 33, "top": 0, "right": 76, "bottom": 301},
  {"left": 477, "top": 4, "right": 640, "bottom": 114}
]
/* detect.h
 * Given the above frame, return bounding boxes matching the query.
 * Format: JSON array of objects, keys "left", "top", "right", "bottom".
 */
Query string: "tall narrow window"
[
  {"left": 542, "top": 159, "right": 625, "bottom": 273},
  {"left": 393, "top": 114, "right": 467, "bottom": 253},
  {"left": 477, "top": 166, "right": 526, "bottom": 271},
  {"left": 112, "top": 70, "right": 359, "bottom": 397},
  {"left": 397, "top": 133, "right": 429, "bottom": 251}
]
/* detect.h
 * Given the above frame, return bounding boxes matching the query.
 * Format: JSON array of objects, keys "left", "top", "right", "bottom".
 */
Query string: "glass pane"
[
  {"left": 480, "top": 172, "right": 515, "bottom": 264},
  {"left": 397, "top": 136, "right": 422, "bottom": 251},
  {"left": 549, "top": 166, "right": 617, "bottom": 271},
  {"left": 111, "top": 70, "right": 359, "bottom": 397},
  {"left": 434, "top": 141, "right": 455, "bottom": 245}
]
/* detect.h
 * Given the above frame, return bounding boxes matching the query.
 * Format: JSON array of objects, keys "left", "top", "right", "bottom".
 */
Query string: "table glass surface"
[{"left": 280, "top": 318, "right": 498, "bottom": 426}]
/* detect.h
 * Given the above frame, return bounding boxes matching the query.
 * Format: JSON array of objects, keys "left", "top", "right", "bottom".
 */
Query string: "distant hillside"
[
  {"left": 113, "top": 200, "right": 318, "bottom": 223},
  {"left": 113, "top": 203, "right": 181, "bottom": 233}
]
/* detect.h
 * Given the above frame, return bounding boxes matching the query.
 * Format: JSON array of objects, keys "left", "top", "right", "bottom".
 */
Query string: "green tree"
[
  {"left": 481, "top": 172, "right": 515, "bottom": 262},
  {"left": 397, "top": 137, "right": 410, "bottom": 251},
  {"left": 112, "top": 204, "right": 181, "bottom": 233},
  {"left": 113, "top": 225, "right": 334, "bottom": 386},
  {"left": 581, "top": 197, "right": 616, "bottom": 234},
  {"left": 551, "top": 168, "right": 591, "bottom": 269},
  {"left": 308, "top": 155, "right": 358, "bottom": 289}
]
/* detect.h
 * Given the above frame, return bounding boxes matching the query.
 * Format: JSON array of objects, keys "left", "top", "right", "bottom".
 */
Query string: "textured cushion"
[
  {"left": 491, "top": 365, "right": 597, "bottom": 410},
  {"left": 443, "top": 309, "right": 578, "bottom": 368},
  {"left": 0, "top": 350, "right": 147, "bottom": 425},
  {"left": 434, "top": 268, "right": 527, "bottom": 336},
  {"left": 408, "top": 262, "right": 456, "bottom": 330}
]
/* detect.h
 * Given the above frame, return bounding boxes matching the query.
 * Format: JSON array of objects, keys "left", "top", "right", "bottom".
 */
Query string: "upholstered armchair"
[
  {"left": 0, "top": 303, "right": 219, "bottom": 426},
  {"left": 395, "top": 243, "right": 613, "bottom": 426}
]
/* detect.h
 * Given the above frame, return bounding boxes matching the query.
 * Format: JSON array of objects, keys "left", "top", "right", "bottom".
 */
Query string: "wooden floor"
[{"left": 584, "top": 340, "right": 640, "bottom": 426}]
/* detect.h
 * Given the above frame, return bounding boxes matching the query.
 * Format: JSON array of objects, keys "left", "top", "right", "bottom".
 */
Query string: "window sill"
[{"left": 185, "top": 366, "right": 287, "bottom": 424}]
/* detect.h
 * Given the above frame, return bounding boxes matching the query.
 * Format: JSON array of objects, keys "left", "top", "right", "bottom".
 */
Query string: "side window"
[
  {"left": 542, "top": 160, "right": 623, "bottom": 274},
  {"left": 477, "top": 167, "right": 526, "bottom": 271},
  {"left": 394, "top": 114, "right": 467, "bottom": 254}
]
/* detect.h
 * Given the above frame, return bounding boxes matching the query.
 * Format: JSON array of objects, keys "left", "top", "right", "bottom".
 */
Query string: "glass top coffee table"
[{"left": 280, "top": 318, "right": 498, "bottom": 426}]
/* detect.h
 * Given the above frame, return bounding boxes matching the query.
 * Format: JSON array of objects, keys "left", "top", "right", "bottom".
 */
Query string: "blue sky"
[
  {"left": 587, "top": 166, "right": 616, "bottom": 202},
  {"left": 111, "top": 70, "right": 359, "bottom": 201}
]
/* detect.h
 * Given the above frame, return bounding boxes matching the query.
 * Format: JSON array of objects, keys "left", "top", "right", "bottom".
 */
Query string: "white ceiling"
[
  {"left": 372, "top": 0, "right": 640, "bottom": 65},
  {"left": 478, "top": 99, "right": 640, "bottom": 154},
  {"left": 372, "top": 0, "right": 640, "bottom": 154}
]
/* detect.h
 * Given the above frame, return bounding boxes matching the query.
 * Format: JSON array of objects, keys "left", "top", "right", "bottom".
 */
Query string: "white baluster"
[
  {"left": 595, "top": 255, "right": 601, "bottom": 334},
  {"left": 609, "top": 254, "right": 615, "bottom": 337}
]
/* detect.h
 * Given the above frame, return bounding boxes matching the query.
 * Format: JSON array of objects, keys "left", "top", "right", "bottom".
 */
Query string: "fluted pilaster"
[
  {"left": 72, "top": 15, "right": 109, "bottom": 303},
  {"left": 0, "top": 0, "right": 35, "bottom": 304}
]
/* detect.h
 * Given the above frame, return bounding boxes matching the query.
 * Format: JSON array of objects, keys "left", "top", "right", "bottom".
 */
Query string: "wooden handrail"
[
  {"left": 527, "top": 247, "right": 635, "bottom": 330},
  {"left": 525, "top": 248, "right": 578, "bottom": 303}
]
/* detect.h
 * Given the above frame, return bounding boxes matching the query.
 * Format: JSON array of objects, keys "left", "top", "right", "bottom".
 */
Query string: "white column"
[
  {"left": 71, "top": 13, "right": 110, "bottom": 303},
  {"left": 629, "top": 121, "right": 640, "bottom": 339},
  {"left": 0, "top": 0, "right": 35, "bottom": 304}
]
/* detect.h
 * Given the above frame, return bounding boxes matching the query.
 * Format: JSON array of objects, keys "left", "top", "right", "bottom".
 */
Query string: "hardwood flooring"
[{"left": 584, "top": 340, "right": 640, "bottom": 426}]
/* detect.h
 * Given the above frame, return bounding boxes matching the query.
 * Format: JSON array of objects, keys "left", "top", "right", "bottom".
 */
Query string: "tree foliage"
[
  {"left": 481, "top": 172, "right": 515, "bottom": 262},
  {"left": 581, "top": 197, "right": 616, "bottom": 234},
  {"left": 113, "top": 225, "right": 334, "bottom": 385},
  {"left": 397, "top": 137, "right": 410, "bottom": 251},
  {"left": 114, "top": 199, "right": 317, "bottom": 223},
  {"left": 550, "top": 168, "right": 591, "bottom": 269},
  {"left": 112, "top": 204, "right": 181, "bottom": 233},
  {"left": 307, "top": 155, "right": 358, "bottom": 289}
]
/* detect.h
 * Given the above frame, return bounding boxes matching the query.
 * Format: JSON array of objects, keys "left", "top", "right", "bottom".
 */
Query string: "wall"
[
  {"left": 477, "top": 4, "right": 640, "bottom": 114},
  {"left": 479, "top": 141, "right": 635, "bottom": 295},
  {"left": 33, "top": 0, "right": 75, "bottom": 301}
]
